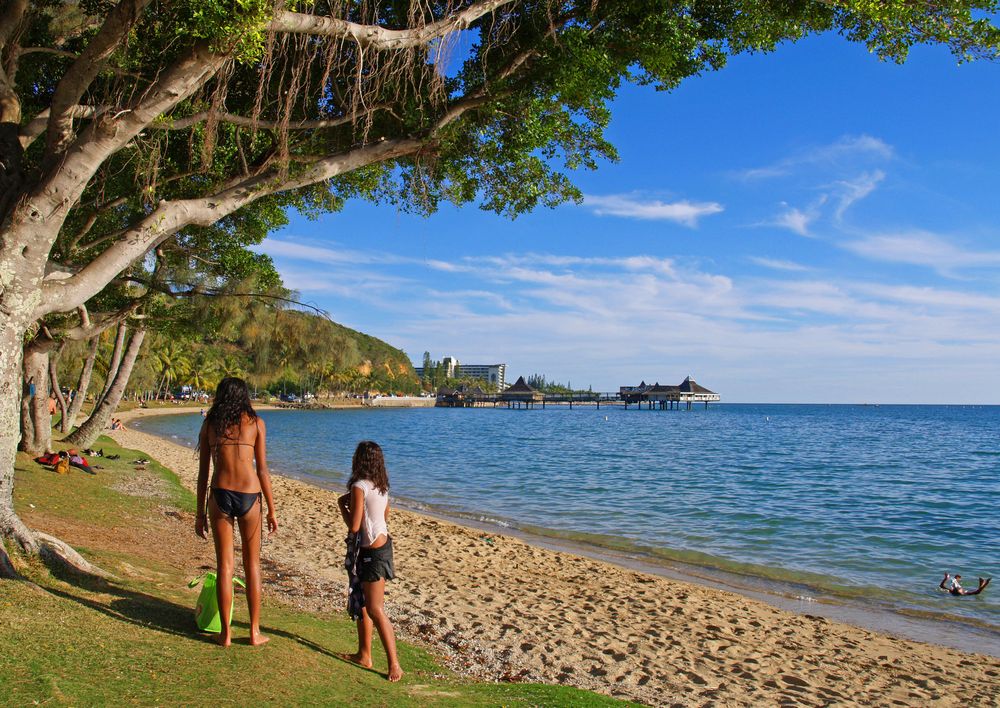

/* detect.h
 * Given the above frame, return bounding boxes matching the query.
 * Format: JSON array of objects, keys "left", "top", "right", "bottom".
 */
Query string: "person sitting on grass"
[
  {"left": 940, "top": 573, "right": 991, "bottom": 596},
  {"left": 337, "top": 441, "right": 403, "bottom": 682},
  {"left": 195, "top": 377, "right": 278, "bottom": 647}
]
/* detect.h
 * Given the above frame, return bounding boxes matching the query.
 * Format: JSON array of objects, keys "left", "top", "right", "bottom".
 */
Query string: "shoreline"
[{"left": 111, "top": 407, "right": 1000, "bottom": 705}]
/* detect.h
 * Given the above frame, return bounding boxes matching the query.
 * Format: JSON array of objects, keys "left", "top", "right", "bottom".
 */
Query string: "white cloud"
[
  {"left": 737, "top": 134, "right": 893, "bottom": 180},
  {"left": 842, "top": 231, "right": 1000, "bottom": 274},
  {"left": 772, "top": 204, "right": 815, "bottom": 236},
  {"left": 833, "top": 170, "right": 885, "bottom": 220},
  {"left": 749, "top": 257, "right": 811, "bottom": 272},
  {"left": 582, "top": 194, "right": 723, "bottom": 226}
]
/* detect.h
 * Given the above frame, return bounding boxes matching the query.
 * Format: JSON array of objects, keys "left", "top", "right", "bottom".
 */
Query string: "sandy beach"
[{"left": 110, "top": 407, "right": 1000, "bottom": 706}]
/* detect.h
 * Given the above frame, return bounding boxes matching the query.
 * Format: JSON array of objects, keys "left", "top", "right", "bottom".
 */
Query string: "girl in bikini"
[
  {"left": 196, "top": 377, "right": 278, "bottom": 647},
  {"left": 337, "top": 441, "right": 403, "bottom": 681}
]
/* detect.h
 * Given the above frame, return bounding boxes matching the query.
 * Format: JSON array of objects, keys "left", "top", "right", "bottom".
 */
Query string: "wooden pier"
[{"left": 435, "top": 376, "right": 719, "bottom": 410}]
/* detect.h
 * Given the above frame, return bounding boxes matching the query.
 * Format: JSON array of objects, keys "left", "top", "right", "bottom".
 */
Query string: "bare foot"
[
  {"left": 388, "top": 664, "right": 404, "bottom": 682},
  {"left": 249, "top": 631, "right": 270, "bottom": 647},
  {"left": 340, "top": 651, "right": 373, "bottom": 669},
  {"left": 214, "top": 633, "right": 231, "bottom": 647}
]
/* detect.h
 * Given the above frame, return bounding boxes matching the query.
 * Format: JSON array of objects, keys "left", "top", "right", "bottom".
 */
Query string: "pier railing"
[{"left": 436, "top": 391, "right": 719, "bottom": 409}]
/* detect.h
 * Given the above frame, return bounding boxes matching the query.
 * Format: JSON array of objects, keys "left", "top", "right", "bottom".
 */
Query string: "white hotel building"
[{"left": 414, "top": 357, "right": 508, "bottom": 390}]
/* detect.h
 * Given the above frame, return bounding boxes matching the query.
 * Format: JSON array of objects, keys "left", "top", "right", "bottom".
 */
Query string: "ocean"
[{"left": 135, "top": 403, "right": 999, "bottom": 644}]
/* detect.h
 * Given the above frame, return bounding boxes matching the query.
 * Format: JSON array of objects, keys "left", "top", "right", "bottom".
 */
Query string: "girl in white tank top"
[{"left": 336, "top": 441, "right": 403, "bottom": 682}]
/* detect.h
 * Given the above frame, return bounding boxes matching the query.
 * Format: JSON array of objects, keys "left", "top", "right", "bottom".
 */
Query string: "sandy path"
[{"left": 110, "top": 408, "right": 1000, "bottom": 706}]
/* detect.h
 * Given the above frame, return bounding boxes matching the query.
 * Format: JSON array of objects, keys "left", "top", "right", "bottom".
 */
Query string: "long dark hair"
[
  {"left": 205, "top": 377, "right": 256, "bottom": 439},
  {"left": 348, "top": 440, "right": 389, "bottom": 494}
]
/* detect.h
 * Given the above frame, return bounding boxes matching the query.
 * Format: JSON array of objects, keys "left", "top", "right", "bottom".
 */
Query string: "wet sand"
[{"left": 110, "top": 407, "right": 1000, "bottom": 706}]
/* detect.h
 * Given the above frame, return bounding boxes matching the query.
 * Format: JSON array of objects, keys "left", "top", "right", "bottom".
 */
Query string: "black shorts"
[{"left": 358, "top": 538, "right": 395, "bottom": 583}]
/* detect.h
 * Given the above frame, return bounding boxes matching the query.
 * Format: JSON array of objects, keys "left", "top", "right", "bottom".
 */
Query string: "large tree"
[{"left": 0, "top": 0, "right": 997, "bottom": 574}]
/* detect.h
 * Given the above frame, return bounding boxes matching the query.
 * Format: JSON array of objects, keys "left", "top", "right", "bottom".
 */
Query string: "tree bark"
[
  {"left": 65, "top": 328, "right": 145, "bottom": 449},
  {"left": 1, "top": 316, "right": 41, "bottom": 576},
  {"left": 63, "top": 335, "right": 99, "bottom": 432},
  {"left": 49, "top": 349, "right": 68, "bottom": 435},
  {"left": 18, "top": 377, "right": 34, "bottom": 454},
  {"left": 98, "top": 321, "right": 127, "bottom": 404},
  {"left": 20, "top": 344, "right": 51, "bottom": 455}
]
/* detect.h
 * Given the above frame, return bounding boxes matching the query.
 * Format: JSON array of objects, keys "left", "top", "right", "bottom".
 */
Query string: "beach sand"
[{"left": 110, "top": 408, "right": 999, "bottom": 706}]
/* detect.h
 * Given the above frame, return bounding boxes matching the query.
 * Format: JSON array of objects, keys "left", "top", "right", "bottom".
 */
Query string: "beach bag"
[
  {"left": 188, "top": 572, "right": 246, "bottom": 633},
  {"left": 55, "top": 458, "right": 70, "bottom": 475}
]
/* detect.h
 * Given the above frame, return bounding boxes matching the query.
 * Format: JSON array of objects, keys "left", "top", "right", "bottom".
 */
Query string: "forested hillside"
[{"left": 58, "top": 292, "right": 419, "bottom": 400}]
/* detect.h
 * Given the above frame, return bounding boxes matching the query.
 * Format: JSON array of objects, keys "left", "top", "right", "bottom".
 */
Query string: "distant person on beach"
[
  {"left": 940, "top": 573, "right": 991, "bottom": 596},
  {"left": 196, "top": 377, "right": 278, "bottom": 647},
  {"left": 337, "top": 441, "right": 403, "bottom": 682}
]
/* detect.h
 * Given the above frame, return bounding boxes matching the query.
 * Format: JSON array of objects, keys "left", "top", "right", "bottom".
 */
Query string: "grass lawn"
[{"left": 2, "top": 437, "right": 631, "bottom": 707}]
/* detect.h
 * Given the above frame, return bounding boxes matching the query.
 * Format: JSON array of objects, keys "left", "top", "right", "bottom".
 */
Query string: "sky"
[{"left": 257, "top": 32, "right": 1000, "bottom": 404}]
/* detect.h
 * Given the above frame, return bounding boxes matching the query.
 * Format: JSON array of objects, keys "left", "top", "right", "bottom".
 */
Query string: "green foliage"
[
  {"left": 525, "top": 373, "right": 585, "bottom": 395},
  {"left": 116, "top": 291, "right": 420, "bottom": 398},
  {"left": 172, "top": 0, "right": 274, "bottom": 62}
]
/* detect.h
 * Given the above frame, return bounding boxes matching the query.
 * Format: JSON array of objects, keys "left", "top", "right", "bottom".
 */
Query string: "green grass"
[{"left": 2, "top": 438, "right": 632, "bottom": 707}]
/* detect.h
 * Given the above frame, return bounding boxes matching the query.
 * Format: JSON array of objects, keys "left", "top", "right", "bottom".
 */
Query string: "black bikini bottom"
[{"left": 212, "top": 488, "right": 261, "bottom": 519}]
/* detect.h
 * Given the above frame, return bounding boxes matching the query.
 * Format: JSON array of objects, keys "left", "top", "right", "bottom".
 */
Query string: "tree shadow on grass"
[
  {"left": 41, "top": 572, "right": 364, "bottom": 660},
  {"left": 43, "top": 580, "right": 210, "bottom": 641},
  {"left": 254, "top": 625, "right": 389, "bottom": 678},
  {"left": 36, "top": 553, "right": 372, "bottom": 662}
]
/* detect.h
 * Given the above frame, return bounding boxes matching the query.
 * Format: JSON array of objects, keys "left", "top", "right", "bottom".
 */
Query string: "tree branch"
[
  {"left": 154, "top": 105, "right": 389, "bottom": 132},
  {"left": 19, "top": 106, "right": 106, "bottom": 150},
  {"left": 269, "top": 0, "right": 517, "bottom": 50},
  {"left": 121, "top": 276, "right": 331, "bottom": 316},
  {"left": 0, "top": 0, "right": 28, "bottom": 55},
  {"left": 8, "top": 42, "right": 227, "bottom": 263},
  {"left": 45, "top": 0, "right": 154, "bottom": 159},
  {"left": 36, "top": 59, "right": 536, "bottom": 319},
  {"left": 17, "top": 47, "right": 77, "bottom": 59},
  {"left": 37, "top": 133, "right": 424, "bottom": 317}
]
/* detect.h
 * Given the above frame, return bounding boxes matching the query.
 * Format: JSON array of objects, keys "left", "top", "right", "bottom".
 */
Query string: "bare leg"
[
  {"left": 362, "top": 579, "right": 403, "bottom": 681},
  {"left": 964, "top": 578, "right": 991, "bottom": 596},
  {"left": 344, "top": 608, "right": 374, "bottom": 668},
  {"left": 209, "top": 497, "right": 235, "bottom": 647},
  {"left": 237, "top": 498, "right": 269, "bottom": 646}
]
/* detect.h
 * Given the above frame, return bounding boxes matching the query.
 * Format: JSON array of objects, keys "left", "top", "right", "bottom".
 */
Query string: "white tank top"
[{"left": 352, "top": 479, "right": 389, "bottom": 547}]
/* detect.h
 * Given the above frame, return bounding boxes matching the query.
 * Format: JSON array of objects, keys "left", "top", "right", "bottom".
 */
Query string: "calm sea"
[{"left": 135, "top": 404, "right": 999, "bottom": 638}]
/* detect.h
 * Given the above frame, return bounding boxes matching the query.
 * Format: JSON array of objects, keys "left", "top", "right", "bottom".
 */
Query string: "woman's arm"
[
  {"left": 348, "top": 486, "right": 365, "bottom": 534},
  {"left": 337, "top": 493, "right": 352, "bottom": 527},
  {"left": 195, "top": 420, "right": 210, "bottom": 538},
  {"left": 254, "top": 417, "right": 278, "bottom": 535}
]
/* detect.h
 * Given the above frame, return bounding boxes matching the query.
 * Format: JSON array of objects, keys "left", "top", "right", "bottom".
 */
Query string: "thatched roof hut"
[{"left": 500, "top": 376, "right": 543, "bottom": 402}]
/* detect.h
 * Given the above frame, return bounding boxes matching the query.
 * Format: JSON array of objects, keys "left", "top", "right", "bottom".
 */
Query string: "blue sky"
[{"left": 258, "top": 32, "right": 1000, "bottom": 403}]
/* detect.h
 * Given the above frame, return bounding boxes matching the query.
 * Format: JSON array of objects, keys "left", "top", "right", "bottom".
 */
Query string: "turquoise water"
[{"left": 136, "top": 404, "right": 999, "bottom": 633}]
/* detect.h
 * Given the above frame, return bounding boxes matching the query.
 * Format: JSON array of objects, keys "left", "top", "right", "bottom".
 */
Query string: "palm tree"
[{"left": 153, "top": 341, "right": 192, "bottom": 398}]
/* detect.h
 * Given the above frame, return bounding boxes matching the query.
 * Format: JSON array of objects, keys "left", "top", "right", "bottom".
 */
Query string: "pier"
[{"left": 436, "top": 376, "right": 720, "bottom": 410}]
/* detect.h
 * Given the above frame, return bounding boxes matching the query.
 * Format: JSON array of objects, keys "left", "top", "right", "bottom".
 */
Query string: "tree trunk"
[
  {"left": 18, "top": 378, "right": 34, "bottom": 454},
  {"left": 21, "top": 345, "right": 51, "bottom": 455},
  {"left": 1, "top": 316, "right": 41, "bottom": 575},
  {"left": 98, "top": 322, "right": 127, "bottom": 405},
  {"left": 49, "top": 349, "right": 68, "bottom": 435},
  {"left": 66, "top": 328, "right": 146, "bottom": 449},
  {"left": 63, "top": 336, "right": 99, "bottom": 433}
]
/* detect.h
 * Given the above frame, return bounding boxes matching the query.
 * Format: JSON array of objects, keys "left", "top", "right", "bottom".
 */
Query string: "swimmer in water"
[{"left": 940, "top": 573, "right": 990, "bottom": 596}]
